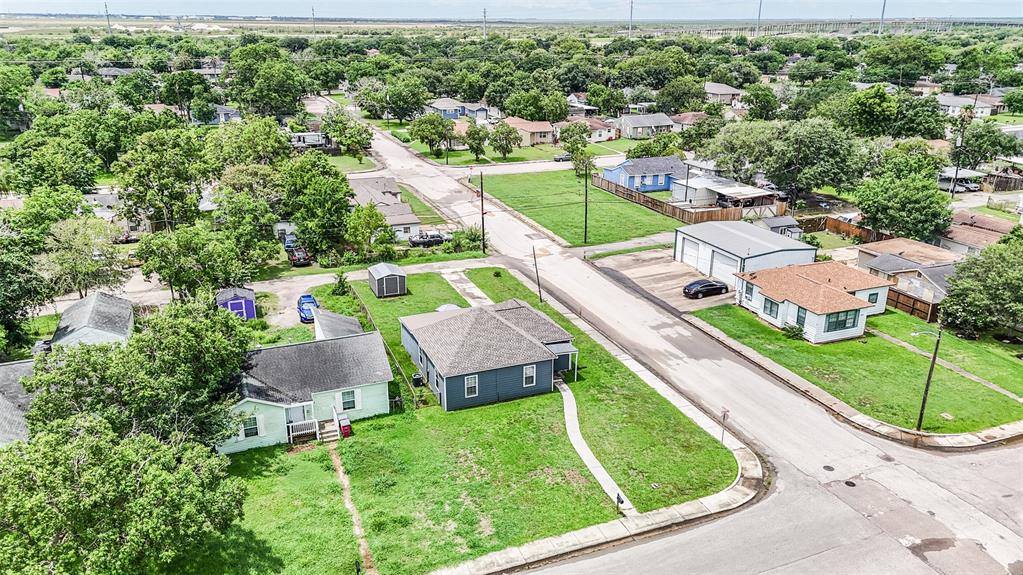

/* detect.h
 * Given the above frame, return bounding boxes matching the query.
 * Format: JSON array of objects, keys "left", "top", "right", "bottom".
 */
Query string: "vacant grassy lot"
[
  {"left": 94, "top": 171, "right": 120, "bottom": 186},
  {"left": 254, "top": 250, "right": 485, "bottom": 281},
  {"left": 587, "top": 242, "right": 673, "bottom": 260},
  {"left": 586, "top": 138, "right": 637, "bottom": 155},
  {"left": 327, "top": 154, "right": 376, "bottom": 173},
  {"left": 400, "top": 185, "right": 446, "bottom": 225},
  {"left": 805, "top": 231, "right": 856, "bottom": 250},
  {"left": 327, "top": 93, "right": 350, "bottom": 106},
  {"left": 869, "top": 310, "right": 1023, "bottom": 398},
  {"left": 470, "top": 171, "right": 680, "bottom": 246},
  {"left": 4, "top": 313, "right": 60, "bottom": 361},
  {"left": 187, "top": 445, "right": 359, "bottom": 575},
  {"left": 695, "top": 305, "right": 1023, "bottom": 433},
  {"left": 992, "top": 113, "right": 1023, "bottom": 126},
  {"left": 466, "top": 268, "right": 737, "bottom": 512}
]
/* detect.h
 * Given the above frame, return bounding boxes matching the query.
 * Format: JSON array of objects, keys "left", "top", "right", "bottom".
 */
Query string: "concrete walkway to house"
[
  {"left": 556, "top": 381, "right": 638, "bottom": 516},
  {"left": 440, "top": 270, "right": 493, "bottom": 307},
  {"left": 867, "top": 328, "right": 1023, "bottom": 403}
]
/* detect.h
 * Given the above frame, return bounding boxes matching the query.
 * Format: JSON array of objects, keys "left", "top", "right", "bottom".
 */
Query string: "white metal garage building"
[{"left": 673, "top": 221, "right": 817, "bottom": 286}]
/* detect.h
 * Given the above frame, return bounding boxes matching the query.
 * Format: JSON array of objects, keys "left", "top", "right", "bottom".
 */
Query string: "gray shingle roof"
[
  {"left": 619, "top": 156, "right": 687, "bottom": 176},
  {"left": 400, "top": 299, "right": 570, "bottom": 377},
  {"left": 864, "top": 253, "right": 919, "bottom": 274},
  {"left": 312, "top": 308, "right": 363, "bottom": 339},
  {"left": 0, "top": 360, "right": 34, "bottom": 444},
  {"left": 240, "top": 332, "right": 393, "bottom": 404},
  {"left": 350, "top": 177, "right": 402, "bottom": 206},
  {"left": 368, "top": 262, "right": 405, "bottom": 278},
  {"left": 761, "top": 215, "right": 800, "bottom": 229},
  {"left": 377, "top": 203, "right": 421, "bottom": 227},
  {"left": 52, "top": 292, "right": 134, "bottom": 346},
  {"left": 704, "top": 81, "right": 742, "bottom": 95},
  {"left": 677, "top": 221, "right": 816, "bottom": 259},
  {"left": 216, "top": 287, "right": 255, "bottom": 305},
  {"left": 617, "top": 113, "right": 675, "bottom": 131}
]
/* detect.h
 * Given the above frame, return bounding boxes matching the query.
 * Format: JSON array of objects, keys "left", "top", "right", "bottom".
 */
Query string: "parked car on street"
[
  {"left": 553, "top": 153, "right": 572, "bottom": 162},
  {"left": 683, "top": 279, "right": 729, "bottom": 299},
  {"left": 408, "top": 230, "right": 452, "bottom": 247},
  {"left": 288, "top": 247, "right": 314, "bottom": 267},
  {"left": 112, "top": 232, "right": 139, "bottom": 244},
  {"left": 297, "top": 294, "right": 319, "bottom": 323}
]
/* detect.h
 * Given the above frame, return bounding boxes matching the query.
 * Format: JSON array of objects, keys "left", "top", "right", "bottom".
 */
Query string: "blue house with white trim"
[
  {"left": 602, "top": 156, "right": 688, "bottom": 193},
  {"left": 399, "top": 299, "right": 578, "bottom": 411}
]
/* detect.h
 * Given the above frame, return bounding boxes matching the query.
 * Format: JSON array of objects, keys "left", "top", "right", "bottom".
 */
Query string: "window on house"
[
  {"left": 523, "top": 365, "right": 536, "bottom": 387},
  {"left": 340, "top": 390, "right": 356, "bottom": 411},
  {"left": 403, "top": 226, "right": 411, "bottom": 234},
  {"left": 825, "top": 310, "right": 860, "bottom": 332},
  {"left": 744, "top": 281, "right": 754, "bottom": 300},
  {"left": 868, "top": 292, "right": 879, "bottom": 304},
  {"left": 242, "top": 416, "right": 258, "bottom": 438},
  {"left": 796, "top": 307, "right": 806, "bottom": 327},
  {"left": 763, "top": 298, "right": 780, "bottom": 319},
  {"left": 465, "top": 375, "right": 479, "bottom": 398}
]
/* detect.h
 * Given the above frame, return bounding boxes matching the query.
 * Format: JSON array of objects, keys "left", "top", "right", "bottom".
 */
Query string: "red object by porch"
[{"left": 338, "top": 414, "right": 353, "bottom": 438}]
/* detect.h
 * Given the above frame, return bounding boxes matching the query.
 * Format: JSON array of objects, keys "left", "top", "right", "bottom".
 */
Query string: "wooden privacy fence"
[
  {"left": 982, "top": 173, "right": 1023, "bottom": 193},
  {"left": 798, "top": 215, "right": 892, "bottom": 243},
  {"left": 591, "top": 175, "right": 785, "bottom": 225},
  {"left": 887, "top": 289, "right": 939, "bottom": 323}
]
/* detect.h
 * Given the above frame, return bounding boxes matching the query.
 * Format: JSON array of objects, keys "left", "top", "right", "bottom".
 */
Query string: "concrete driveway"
[{"left": 590, "top": 248, "right": 732, "bottom": 312}]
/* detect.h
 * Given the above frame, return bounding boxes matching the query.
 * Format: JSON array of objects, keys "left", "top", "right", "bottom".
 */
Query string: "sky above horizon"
[{"left": 3, "top": 1, "right": 1021, "bottom": 22}]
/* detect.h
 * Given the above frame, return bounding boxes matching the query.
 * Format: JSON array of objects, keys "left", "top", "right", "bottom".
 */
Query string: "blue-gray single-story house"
[
  {"left": 602, "top": 156, "right": 688, "bottom": 192},
  {"left": 216, "top": 287, "right": 257, "bottom": 321},
  {"left": 399, "top": 299, "right": 579, "bottom": 411}
]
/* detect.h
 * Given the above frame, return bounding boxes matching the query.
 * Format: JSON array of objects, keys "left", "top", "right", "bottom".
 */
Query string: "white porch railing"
[{"left": 287, "top": 419, "right": 318, "bottom": 443}]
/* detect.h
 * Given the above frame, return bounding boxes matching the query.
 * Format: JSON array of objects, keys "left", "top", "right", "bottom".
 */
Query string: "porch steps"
[{"left": 319, "top": 419, "right": 339, "bottom": 442}]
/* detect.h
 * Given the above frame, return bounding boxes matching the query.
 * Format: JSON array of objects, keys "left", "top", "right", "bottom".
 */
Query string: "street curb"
[
  {"left": 685, "top": 315, "right": 1023, "bottom": 451},
  {"left": 580, "top": 256, "right": 1023, "bottom": 451},
  {"left": 429, "top": 266, "right": 767, "bottom": 575},
  {"left": 455, "top": 177, "right": 573, "bottom": 248}
]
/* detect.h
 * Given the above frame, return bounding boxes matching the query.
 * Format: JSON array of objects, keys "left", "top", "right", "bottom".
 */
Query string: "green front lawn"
[
  {"left": 869, "top": 310, "right": 1023, "bottom": 398},
  {"left": 646, "top": 190, "right": 674, "bottom": 201},
  {"left": 804, "top": 231, "right": 856, "bottom": 250},
  {"left": 94, "top": 171, "right": 119, "bottom": 186},
  {"left": 187, "top": 445, "right": 359, "bottom": 575},
  {"left": 410, "top": 141, "right": 562, "bottom": 165},
  {"left": 3, "top": 313, "right": 60, "bottom": 361},
  {"left": 586, "top": 138, "right": 637, "bottom": 155},
  {"left": 991, "top": 113, "right": 1023, "bottom": 125},
  {"left": 328, "top": 93, "right": 351, "bottom": 106},
  {"left": 971, "top": 206, "right": 1020, "bottom": 222},
  {"left": 470, "top": 171, "right": 680, "bottom": 246},
  {"left": 695, "top": 305, "right": 1023, "bottom": 433},
  {"left": 328, "top": 154, "right": 376, "bottom": 173},
  {"left": 400, "top": 185, "right": 446, "bottom": 226},
  {"left": 466, "top": 268, "right": 737, "bottom": 512}
]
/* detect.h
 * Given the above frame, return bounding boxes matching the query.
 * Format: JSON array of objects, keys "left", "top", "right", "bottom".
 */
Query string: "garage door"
[
  {"left": 682, "top": 238, "right": 700, "bottom": 267},
  {"left": 709, "top": 251, "right": 739, "bottom": 284}
]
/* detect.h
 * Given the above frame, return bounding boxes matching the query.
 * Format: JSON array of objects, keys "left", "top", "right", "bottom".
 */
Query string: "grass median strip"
[
  {"left": 465, "top": 267, "right": 737, "bottom": 512},
  {"left": 695, "top": 305, "right": 1023, "bottom": 433},
  {"left": 470, "top": 171, "right": 679, "bottom": 246}
]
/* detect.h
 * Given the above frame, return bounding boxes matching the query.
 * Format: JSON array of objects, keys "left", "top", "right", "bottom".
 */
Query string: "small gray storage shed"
[{"left": 367, "top": 262, "right": 407, "bottom": 298}]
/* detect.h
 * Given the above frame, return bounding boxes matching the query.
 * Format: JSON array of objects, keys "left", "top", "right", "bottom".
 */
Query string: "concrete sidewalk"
[
  {"left": 556, "top": 381, "right": 637, "bottom": 516},
  {"left": 440, "top": 270, "right": 493, "bottom": 307}
]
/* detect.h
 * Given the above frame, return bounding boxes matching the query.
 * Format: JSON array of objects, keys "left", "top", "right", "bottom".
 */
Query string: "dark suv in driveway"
[{"left": 408, "top": 231, "right": 452, "bottom": 247}]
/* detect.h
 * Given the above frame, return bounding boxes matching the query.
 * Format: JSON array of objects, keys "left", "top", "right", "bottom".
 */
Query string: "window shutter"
[
  {"left": 255, "top": 414, "right": 265, "bottom": 437},
  {"left": 354, "top": 388, "right": 362, "bottom": 410},
  {"left": 336, "top": 391, "right": 345, "bottom": 411},
  {"left": 238, "top": 423, "right": 246, "bottom": 440}
]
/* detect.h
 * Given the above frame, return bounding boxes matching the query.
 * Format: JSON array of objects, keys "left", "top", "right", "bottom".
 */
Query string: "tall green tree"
[
  {"left": 211, "top": 186, "right": 280, "bottom": 271},
  {"left": 136, "top": 221, "right": 246, "bottom": 299},
  {"left": 115, "top": 128, "right": 210, "bottom": 229},
  {"left": 385, "top": 75, "right": 430, "bottom": 124},
  {"left": 741, "top": 84, "right": 780, "bottom": 120},
  {"left": 159, "top": 70, "right": 212, "bottom": 121},
  {"left": 204, "top": 117, "right": 292, "bottom": 171},
  {"left": 1, "top": 184, "right": 85, "bottom": 253},
  {"left": 345, "top": 204, "right": 390, "bottom": 255},
  {"left": 655, "top": 76, "right": 705, "bottom": 115},
  {"left": 952, "top": 121, "right": 1022, "bottom": 169},
  {"left": 409, "top": 112, "right": 454, "bottom": 157},
  {"left": 0, "top": 249, "right": 51, "bottom": 358},
  {"left": 766, "top": 118, "right": 864, "bottom": 197},
  {"left": 42, "top": 216, "right": 131, "bottom": 299},
  {"left": 463, "top": 118, "right": 489, "bottom": 161},
  {"left": 0, "top": 64, "right": 33, "bottom": 128},
  {"left": 489, "top": 121, "right": 521, "bottom": 160},
  {"left": 942, "top": 241, "right": 1023, "bottom": 338},
  {"left": 0, "top": 416, "right": 245, "bottom": 575},
  {"left": 282, "top": 151, "right": 353, "bottom": 255},
  {"left": 320, "top": 105, "right": 373, "bottom": 163},
  {"left": 112, "top": 70, "right": 159, "bottom": 112},
  {"left": 855, "top": 174, "right": 952, "bottom": 241}
]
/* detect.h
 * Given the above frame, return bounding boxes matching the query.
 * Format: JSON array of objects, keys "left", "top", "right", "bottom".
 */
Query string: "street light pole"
[
  {"left": 755, "top": 0, "right": 763, "bottom": 37},
  {"left": 914, "top": 328, "right": 943, "bottom": 432},
  {"left": 583, "top": 160, "right": 590, "bottom": 245},
  {"left": 479, "top": 171, "right": 486, "bottom": 254}
]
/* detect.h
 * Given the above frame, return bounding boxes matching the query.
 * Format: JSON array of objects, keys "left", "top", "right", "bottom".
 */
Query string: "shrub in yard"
[
  {"left": 390, "top": 129, "right": 411, "bottom": 143},
  {"left": 782, "top": 324, "right": 805, "bottom": 339},
  {"left": 331, "top": 273, "right": 350, "bottom": 296},
  {"left": 802, "top": 234, "right": 822, "bottom": 248}
]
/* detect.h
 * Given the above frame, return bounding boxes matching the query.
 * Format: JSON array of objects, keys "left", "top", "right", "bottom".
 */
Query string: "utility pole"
[
  {"left": 583, "top": 161, "right": 590, "bottom": 245},
  {"left": 479, "top": 171, "right": 486, "bottom": 254},
  {"left": 311, "top": 6, "right": 316, "bottom": 34},
  {"left": 877, "top": 0, "right": 887, "bottom": 35},
  {"left": 914, "top": 328, "right": 943, "bottom": 432},
  {"left": 947, "top": 77, "right": 983, "bottom": 198},
  {"left": 104, "top": 2, "right": 112, "bottom": 35},
  {"left": 628, "top": 0, "right": 634, "bottom": 39},
  {"left": 532, "top": 246, "right": 543, "bottom": 303},
  {"left": 482, "top": 8, "right": 487, "bottom": 40},
  {"left": 755, "top": 0, "right": 763, "bottom": 37}
]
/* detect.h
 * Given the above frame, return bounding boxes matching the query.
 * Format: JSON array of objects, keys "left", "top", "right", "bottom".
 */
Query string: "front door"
[{"left": 285, "top": 405, "right": 305, "bottom": 424}]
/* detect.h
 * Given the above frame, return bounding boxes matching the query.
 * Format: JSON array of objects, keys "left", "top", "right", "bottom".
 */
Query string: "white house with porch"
[{"left": 734, "top": 261, "right": 893, "bottom": 344}]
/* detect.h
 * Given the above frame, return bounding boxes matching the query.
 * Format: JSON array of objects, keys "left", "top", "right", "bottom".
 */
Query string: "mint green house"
[{"left": 218, "top": 331, "right": 393, "bottom": 454}]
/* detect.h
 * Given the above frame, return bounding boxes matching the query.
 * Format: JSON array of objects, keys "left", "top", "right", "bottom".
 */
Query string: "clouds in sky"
[{"left": 4, "top": 0, "right": 1021, "bottom": 20}]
